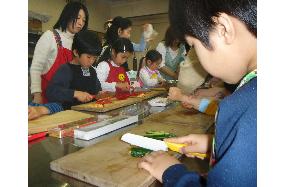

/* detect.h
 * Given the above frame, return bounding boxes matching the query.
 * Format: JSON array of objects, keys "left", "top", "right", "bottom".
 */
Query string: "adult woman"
[
  {"left": 30, "top": 1, "right": 89, "bottom": 103},
  {"left": 97, "top": 16, "right": 147, "bottom": 70},
  {"left": 156, "top": 27, "right": 186, "bottom": 80}
]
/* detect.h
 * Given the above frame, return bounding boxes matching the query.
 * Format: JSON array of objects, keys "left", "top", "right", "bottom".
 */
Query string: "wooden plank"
[
  {"left": 138, "top": 90, "right": 166, "bottom": 101},
  {"left": 144, "top": 104, "right": 214, "bottom": 131},
  {"left": 50, "top": 109, "right": 214, "bottom": 187},
  {"left": 28, "top": 110, "right": 93, "bottom": 135},
  {"left": 71, "top": 97, "right": 139, "bottom": 112},
  {"left": 71, "top": 90, "right": 166, "bottom": 112}
]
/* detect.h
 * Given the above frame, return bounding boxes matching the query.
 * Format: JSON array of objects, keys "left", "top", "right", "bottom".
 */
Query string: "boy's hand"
[
  {"left": 138, "top": 151, "right": 180, "bottom": 182},
  {"left": 74, "top": 91, "right": 93, "bottom": 102},
  {"left": 168, "top": 87, "right": 184, "bottom": 101},
  {"left": 32, "top": 92, "right": 43, "bottom": 104},
  {"left": 116, "top": 82, "right": 130, "bottom": 91},
  {"left": 181, "top": 101, "right": 194, "bottom": 109},
  {"left": 165, "top": 134, "right": 213, "bottom": 159},
  {"left": 28, "top": 106, "right": 49, "bottom": 120}
]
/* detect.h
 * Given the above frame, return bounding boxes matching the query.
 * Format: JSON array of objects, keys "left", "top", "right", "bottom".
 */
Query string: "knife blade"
[{"left": 121, "top": 133, "right": 207, "bottom": 159}]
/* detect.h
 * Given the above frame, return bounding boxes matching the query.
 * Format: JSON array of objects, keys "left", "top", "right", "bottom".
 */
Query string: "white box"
[
  {"left": 74, "top": 115, "right": 139, "bottom": 140},
  {"left": 148, "top": 97, "right": 171, "bottom": 107}
]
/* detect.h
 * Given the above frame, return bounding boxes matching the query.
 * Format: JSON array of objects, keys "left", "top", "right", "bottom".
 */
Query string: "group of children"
[
  {"left": 29, "top": 0, "right": 257, "bottom": 186},
  {"left": 29, "top": 2, "right": 166, "bottom": 120}
]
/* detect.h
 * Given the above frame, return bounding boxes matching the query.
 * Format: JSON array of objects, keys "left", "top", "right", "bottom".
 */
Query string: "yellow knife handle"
[{"left": 165, "top": 142, "right": 207, "bottom": 159}]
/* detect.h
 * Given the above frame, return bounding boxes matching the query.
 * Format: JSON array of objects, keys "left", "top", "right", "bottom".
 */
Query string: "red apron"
[
  {"left": 41, "top": 30, "right": 73, "bottom": 103},
  {"left": 105, "top": 61, "right": 130, "bottom": 93}
]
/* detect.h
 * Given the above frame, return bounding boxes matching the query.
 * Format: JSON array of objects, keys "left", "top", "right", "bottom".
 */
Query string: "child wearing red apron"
[
  {"left": 96, "top": 38, "right": 134, "bottom": 93},
  {"left": 30, "top": 2, "right": 89, "bottom": 104},
  {"left": 46, "top": 30, "right": 102, "bottom": 110}
]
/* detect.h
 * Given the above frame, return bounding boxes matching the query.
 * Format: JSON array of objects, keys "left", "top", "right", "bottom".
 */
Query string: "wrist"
[
  {"left": 74, "top": 91, "right": 79, "bottom": 98},
  {"left": 32, "top": 92, "right": 41, "bottom": 97},
  {"left": 38, "top": 106, "right": 49, "bottom": 115},
  {"left": 180, "top": 95, "right": 188, "bottom": 102}
]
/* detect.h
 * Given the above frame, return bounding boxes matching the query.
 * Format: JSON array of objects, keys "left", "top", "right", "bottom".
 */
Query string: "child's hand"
[
  {"left": 181, "top": 101, "right": 194, "bottom": 109},
  {"left": 74, "top": 91, "right": 93, "bottom": 102},
  {"left": 165, "top": 134, "right": 213, "bottom": 159},
  {"left": 138, "top": 151, "right": 180, "bottom": 182},
  {"left": 116, "top": 82, "right": 130, "bottom": 91},
  {"left": 32, "top": 92, "right": 43, "bottom": 104},
  {"left": 28, "top": 106, "right": 49, "bottom": 120},
  {"left": 168, "top": 87, "right": 184, "bottom": 101},
  {"left": 157, "top": 80, "right": 166, "bottom": 87}
]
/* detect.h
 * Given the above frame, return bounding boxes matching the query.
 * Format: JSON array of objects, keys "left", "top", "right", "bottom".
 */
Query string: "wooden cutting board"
[
  {"left": 28, "top": 110, "right": 93, "bottom": 135},
  {"left": 144, "top": 105, "right": 214, "bottom": 131},
  {"left": 138, "top": 90, "right": 166, "bottom": 100},
  {"left": 71, "top": 90, "right": 166, "bottom": 112},
  {"left": 50, "top": 111, "right": 214, "bottom": 187},
  {"left": 71, "top": 97, "right": 139, "bottom": 112}
]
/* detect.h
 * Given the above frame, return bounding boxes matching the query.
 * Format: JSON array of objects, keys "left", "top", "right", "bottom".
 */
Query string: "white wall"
[
  {"left": 28, "top": 0, "right": 111, "bottom": 32},
  {"left": 86, "top": 0, "right": 111, "bottom": 32},
  {"left": 110, "top": 0, "right": 169, "bottom": 18},
  {"left": 29, "top": 0, "right": 67, "bottom": 32}
]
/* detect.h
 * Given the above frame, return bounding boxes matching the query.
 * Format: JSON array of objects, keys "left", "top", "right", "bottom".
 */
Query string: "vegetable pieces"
[
  {"left": 144, "top": 130, "right": 176, "bottom": 140},
  {"left": 129, "top": 131, "right": 177, "bottom": 157},
  {"left": 130, "top": 147, "right": 152, "bottom": 157},
  {"left": 95, "top": 97, "right": 112, "bottom": 105}
]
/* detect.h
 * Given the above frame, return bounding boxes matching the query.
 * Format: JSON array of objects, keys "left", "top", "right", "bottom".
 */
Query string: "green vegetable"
[
  {"left": 144, "top": 130, "right": 176, "bottom": 140},
  {"left": 130, "top": 147, "right": 152, "bottom": 157},
  {"left": 129, "top": 131, "right": 177, "bottom": 157}
]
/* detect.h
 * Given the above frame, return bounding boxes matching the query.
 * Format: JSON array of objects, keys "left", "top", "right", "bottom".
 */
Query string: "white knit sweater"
[{"left": 30, "top": 29, "right": 75, "bottom": 94}]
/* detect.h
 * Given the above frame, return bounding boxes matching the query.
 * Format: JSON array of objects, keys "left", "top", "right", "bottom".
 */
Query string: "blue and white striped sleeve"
[
  {"left": 132, "top": 34, "right": 146, "bottom": 52},
  {"left": 28, "top": 102, "right": 63, "bottom": 114}
]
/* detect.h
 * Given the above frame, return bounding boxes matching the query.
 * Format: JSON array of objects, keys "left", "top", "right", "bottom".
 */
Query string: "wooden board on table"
[
  {"left": 144, "top": 104, "right": 215, "bottom": 131},
  {"left": 71, "top": 97, "right": 139, "bottom": 112},
  {"left": 137, "top": 90, "right": 166, "bottom": 101},
  {"left": 28, "top": 110, "right": 93, "bottom": 135},
  {"left": 71, "top": 90, "right": 166, "bottom": 112},
  {"left": 50, "top": 111, "right": 214, "bottom": 187}
]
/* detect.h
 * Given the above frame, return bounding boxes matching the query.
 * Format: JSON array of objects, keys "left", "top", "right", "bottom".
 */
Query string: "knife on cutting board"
[{"left": 121, "top": 133, "right": 207, "bottom": 159}]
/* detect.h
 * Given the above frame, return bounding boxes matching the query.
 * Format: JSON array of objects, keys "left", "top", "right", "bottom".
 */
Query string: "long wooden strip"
[
  {"left": 28, "top": 110, "right": 93, "bottom": 135},
  {"left": 71, "top": 90, "right": 166, "bottom": 112}
]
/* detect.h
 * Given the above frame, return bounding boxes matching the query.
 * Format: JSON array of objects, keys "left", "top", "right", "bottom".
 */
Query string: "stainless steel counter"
[{"left": 28, "top": 100, "right": 210, "bottom": 187}]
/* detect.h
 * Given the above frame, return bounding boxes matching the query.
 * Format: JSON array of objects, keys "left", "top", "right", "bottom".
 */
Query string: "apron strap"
[{"left": 52, "top": 29, "right": 62, "bottom": 48}]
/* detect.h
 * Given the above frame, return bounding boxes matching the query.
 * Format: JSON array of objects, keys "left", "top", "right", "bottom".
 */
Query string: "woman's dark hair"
[
  {"left": 72, "top": 30, "right": 102, "bottom": 56},
  {"left": 169, "top": 0, "right": 256, "bottom": 49},
  {"left": 53, "top": 2, "right": 89, "bottom": 32},
  {"left": 164, "top": 27, "right": 181, "bottom": 47},
  {"left": 112, "top": 38, "right": 134, "bottom": 54},
  {"left": 105, "top": 16, "right": 132, "bottom": 46},
  {"left": 137, "top": 50, "right": 162, "bottom": 77}
]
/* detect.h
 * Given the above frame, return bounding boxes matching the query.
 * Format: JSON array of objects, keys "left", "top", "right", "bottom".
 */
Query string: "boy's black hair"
[
  {"left": 164, "top": 27, "right": 181, "bottom": 47},
  {"left": 112, "top": 38, "right": 134, "bottom": 54},
  {"left": 105, "top": 16, "right": 132, "bottom": 46},
  {"left": 72, "top": 30, "right": 102, "bottom": 56},
  {"left": 53, "top": 2, "right": 89, "bottom": 32},
  {"left": 137, "top": 50, "right": 162, "bottom": 77},
  {"left": 168, "top": 0, "right": 257, "bottom": 49}
]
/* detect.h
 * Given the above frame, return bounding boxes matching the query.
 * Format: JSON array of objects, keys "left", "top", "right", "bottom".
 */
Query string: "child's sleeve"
[
  {"left": 46, "top": 64, "right": 74, "bottom": 102},
  {"left": 94, "top": 70, "right": 102, "bottom": 93},
  {"left": 28, "top": 102, "right": 63, "bottom": 114},
  {"left": 139, "top": 69, "right": 159, "bottom": 87},
  {"left": 162, "top": 164, "right": 204, "bottom": 187},
  {"left": 30, "top": 30, "right": 54, "bottom": 94},
  {"left": 95, "top": 62, "right": 116, "bottom": 92},
  {"left": 156, "top": 43, "right": 166, "bottom": 68},
  {"left": 198, "top": 98, "right": 219, "bottom": 115},
  {"left": 132, "top": 34, "right": 146, "bottom": 52}
]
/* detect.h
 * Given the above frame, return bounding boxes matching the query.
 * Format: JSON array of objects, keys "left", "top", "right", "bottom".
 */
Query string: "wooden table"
[{"left": 29, "top": 102, "right": 214, "bottom": 187}]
